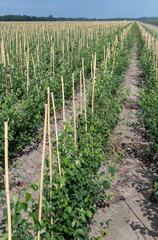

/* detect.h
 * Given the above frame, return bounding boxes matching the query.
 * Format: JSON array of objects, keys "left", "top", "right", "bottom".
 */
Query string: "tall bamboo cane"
[
  {"left": 72, "top": 73, "right": 77, "bottom": 150},
  {"left": 4, "top": 122, "right": 12, "bottom": 240},
  {"left": 61, "top": 76, "right": 66, "bottom": 134},
  {"left": 37, "top": 104, "right": 48, "bottom": 240},
  {"left": 51, "top": 93, "right": 62, "bottom": 179}
]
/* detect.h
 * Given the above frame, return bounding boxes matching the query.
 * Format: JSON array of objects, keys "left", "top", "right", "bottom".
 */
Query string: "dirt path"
[{"left": 90, "top": 43, "right": 158, "bottom": 239}]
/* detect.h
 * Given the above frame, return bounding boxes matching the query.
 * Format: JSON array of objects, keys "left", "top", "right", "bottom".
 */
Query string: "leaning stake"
[
  {"left": 47, "top": 88, "right": 53, "bottom": 227},
  {"left": 37, "top": 104, "right": 48, "bottom": 240},
  {"left": 51, "top": 92, "right": 62, "bottom": 179}
]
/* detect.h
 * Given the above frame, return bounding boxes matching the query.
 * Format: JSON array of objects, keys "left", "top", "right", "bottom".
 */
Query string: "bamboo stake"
[
  {"left": 50, "top": 46, "right": 52, "bottom": 74},
  {"left": 91, "top": 60, "right": 93, "bottom": 79},
  {"left": 67, "top": 33, "right": 69, "bottom": 65},
  {"left": 51, "top": 93, "right": 62, "bottom": 179},
  {"left": 104, "top": 46, "right": 105, "bottom": 62},
  {"left": 82, "top": 58, "right": 87, "bottom": 132},
  {"left": 71, "top": 44, "right": 74, "bottom": 68},
  {"left": 26, "top": 58, "right": 29, "bottom": 95},
  {"left": 37, "top": 104, "right": 48, "bottom": 240},
  {"left": 4, "top": 122, "right": 12, "bottom": 240},
  {"left": 47, "top": 88, "right": 52, "bottom": 197},
  {"left": 52, "top": 45, "right": 55, "bottom": 78},
  {"left": 31, "top": 53, "right": 37, "bottom": 83},
  {"left": 104, "top": 54, "right": 108, "bottom": 75},
  {"left": 47, "top": 88, "right": 53, "bottom": 229},
  {"left": 61, "top": 76, "right": 66, "bottom": 134},
  {"left": 62, "top": 40, "right": 64, "bottom": 63},
  {"left": 1, "top": 38, "right": 8, "bottom": 96},
  {"left": 156, "top": 41, "right": 158, "bottom": 80},
  {"left": 80, "top": 70, "right": 82, "bottom": 114},
  {"left": 92, "top": 53, "right": 96, "bottom": 114},
  {"left": 72, "top": 73, "right": 77, "bottom": 150}
]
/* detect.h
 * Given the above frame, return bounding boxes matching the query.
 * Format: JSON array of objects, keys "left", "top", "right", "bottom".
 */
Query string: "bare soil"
[{"left": 90, "top": 43, "right": 158, "bottom": 240}]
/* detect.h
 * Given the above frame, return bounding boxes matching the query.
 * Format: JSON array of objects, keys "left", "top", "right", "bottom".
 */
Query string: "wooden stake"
[
  {"left": 61, "top": 76, "right": 66, "bottom": 133},
  {"left": 62, "top": 40, "right": 64, "bottom": 62},
  {"left": 47, "top": 88, "right": 53, "bottom": 229},
  {"left": 72, "top": 73, "right": 77, "bottom": 150},
  {"left": 92, "top": 53, "right": 96, "bottom": 114},
  {"left": 47, "top": 88, "right": 52, "bottom": 195},
  {"left": 4, "top": 122, "right": 12, "bottom": 240},
  {"left": 31, "top": 53, "right": 37, "bottom": 82},
  {"left": 156, "top": 42, "right": 158, "bottom": 80},
  {"left": 26, "top": 59, "right": 29, "bottom": 95},
  {"left": 82, "top": 58, "right": 87, "bottom": 132},
  {"left": 51, "top": 93, "right": 61, "bottom": 179},
  {"left": 91, "top": 60, "right": 93, "bottom": 79},
  {"left": 37, "top": 104, "right": 48, "bottom": 240},
  {"left": 52, "top": 45, "right": 55, "bottom": 78},
  {"left": 80, "top": 70, "right": 82, "bottom": 114},
  {"left": 104, "top": 46, "right": 105, "bottom": 62}
]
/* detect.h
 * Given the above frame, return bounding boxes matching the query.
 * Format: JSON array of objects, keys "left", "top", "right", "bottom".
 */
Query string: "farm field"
[
  {"left": 142, "top": 20, "right": 158, "bottom": 27},
  {"left": 0, "top": 21, "right": 128, "bottom": 161},
  {"left": 141, "top": 22, "right": 158, "bottom": 39},
  {"left": 0, "top": 21, "right": 158, "bottom": 239}
]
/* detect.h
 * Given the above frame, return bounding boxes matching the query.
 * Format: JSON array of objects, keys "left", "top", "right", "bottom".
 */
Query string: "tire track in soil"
[{"left": 89, "top": 42, "right": 158, "bottom": 240}]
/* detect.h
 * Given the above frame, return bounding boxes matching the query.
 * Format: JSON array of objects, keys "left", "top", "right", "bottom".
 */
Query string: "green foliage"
[
  {"left": 136, "top": 23, "right": 158, "bottom": 194},
  {"left": 0, "top": 22, "right": 131, "bottom": 165},
  {"left": 1, "top": 22, "right": 135, "bottom": 239}
]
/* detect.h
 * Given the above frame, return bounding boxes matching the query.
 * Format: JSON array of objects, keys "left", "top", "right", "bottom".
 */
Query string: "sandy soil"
[{"left": 89, "top": 43, "right": 158, "bottom": 240}]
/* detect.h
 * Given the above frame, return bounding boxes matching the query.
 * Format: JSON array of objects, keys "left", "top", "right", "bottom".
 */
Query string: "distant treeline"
[
  {"left": 142, "top": 20, "right": 158, "bottom": 26},
  {"left": 0, "top": 15, "right": 158, "bottom": 22},
  {"left": 0, "top": 15, "right": 96, "bottom": 21}
]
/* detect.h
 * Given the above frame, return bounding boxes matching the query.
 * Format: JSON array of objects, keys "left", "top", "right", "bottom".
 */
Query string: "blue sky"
[{"left": 0, "top": 0, "right": 158, "bottom": 18}]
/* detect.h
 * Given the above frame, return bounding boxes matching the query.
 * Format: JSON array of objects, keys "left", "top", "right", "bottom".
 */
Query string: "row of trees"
[
  {"left": 0, "top": 15, "right": 97, "bottom": 21},
  {"left": 0, "top": 15, "right": 156, "bottom": 22}
]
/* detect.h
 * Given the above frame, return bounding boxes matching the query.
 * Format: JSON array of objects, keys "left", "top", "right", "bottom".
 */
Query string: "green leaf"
[
  {"left": 103, "top": 180, "right": 111, "bottom": 190},
  {"left": 45, "top": 232, "right": 51, "bottom": 240},
  {"left": 90, "top": 126, "right": 95, "bottom": 131},
  {"left": 13, "top": 194, "right": 20, "bottom": 204},
  {"left": 16, "top": 213, "right": 22, "bottom": 225},
  {"left": 30, "top": 181, "right": 39, "bottom": 191},
  {"left": 3, "top": 233, "right": 8, "bottom": 240},
  {"left": 25, "top": 192, "right": 31, "bottom": 203},
  {"left": 80, "top": 215, "right": 86, "bottom": 223},
  {"left": 3, "top": 208, "right": 7, "bottom": 217},
  {"left": 86, "top": 210, "right": 92, "bottom": 218},
  {"left": 66, "top": 206, "right": 72, "bottom": 214},
  {"left": 2, "top": 103, "right": 7, "bottom": 109},
  {"left": 109, "top": 166, "right": 116, "bottom": 177},
  {"left": 63, "top": 213, "right": 69, "bottom": 219},
  {"left": 97, "top": 237, "right": 103, "bottom": 240},
  {"left": 100, "top": 222, "right": 104, "bottom": 227},
  {"left": 77, "top": 228, "right": 85, "bottom": 236},
  {"left": 72, "top": 220, "right": 76, "bottom": 227},
  {"left": 59, "top": 177, "right": 65, "bottom": 185},
  {"left": 1, "top": 199, "right": 6, "bottom": 205},
  {"left": 15, "top": 201, "right": 23, "bottom": 213},
  {"left": 63, "top": 158, "right": 69, "bottom": 164},
  {"left": 23, "top": 202, "right": 28, "bottom": 212},
  {"left": 75, "top": 159, "right": 81, "bottom": 167}
]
